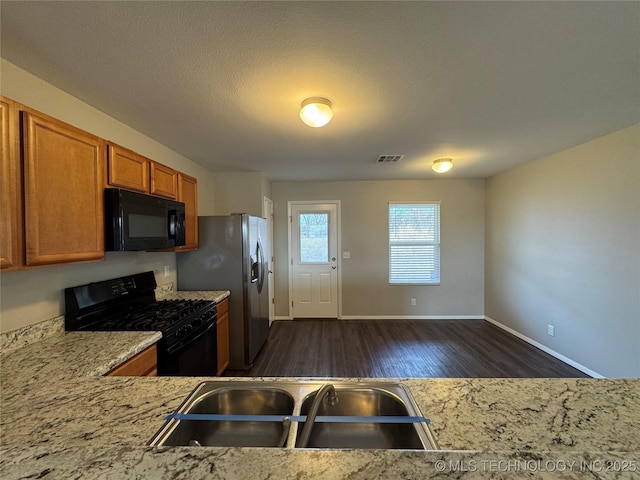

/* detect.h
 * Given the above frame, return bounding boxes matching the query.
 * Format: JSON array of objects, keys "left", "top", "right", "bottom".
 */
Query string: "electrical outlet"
[
  {"left": 411, "top": 298, "right": 417, "bottom": 306},
  {"left": 164, "top": 265, "right": 170, "bottom": 278},
  {"left": 547, "top": 324, "right": 555, "bottom": 337}
]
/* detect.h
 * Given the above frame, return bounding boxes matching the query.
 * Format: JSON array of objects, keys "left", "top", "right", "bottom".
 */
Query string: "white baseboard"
[
  {"left": 484, "top": 316, "right": 603, "bottom": 378},
  {"left": 274, "top": 315, "right": 483, "bottom": 321},
  {"left": 340, "top": 315, "right": 485, "bottom": 320}
]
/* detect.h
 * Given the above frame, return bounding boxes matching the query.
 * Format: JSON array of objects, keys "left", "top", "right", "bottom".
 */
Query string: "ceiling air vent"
[{"left": 377, "top": 155, "right": 404, "bottom": 163}]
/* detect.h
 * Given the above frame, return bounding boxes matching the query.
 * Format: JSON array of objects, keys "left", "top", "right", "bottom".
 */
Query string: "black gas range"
[{"left": 65, "top": 271, "right": 218, "bottom": 376}]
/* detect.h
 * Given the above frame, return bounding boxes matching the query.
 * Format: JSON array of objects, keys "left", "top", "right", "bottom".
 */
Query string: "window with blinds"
[{"left": 388, "top": 202, "right": 440, "bottom": 285}]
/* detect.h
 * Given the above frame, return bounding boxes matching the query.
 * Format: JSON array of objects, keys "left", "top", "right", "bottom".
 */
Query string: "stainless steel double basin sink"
[{"left": 149, "top": 381, "right": 439, "bottom": 450}]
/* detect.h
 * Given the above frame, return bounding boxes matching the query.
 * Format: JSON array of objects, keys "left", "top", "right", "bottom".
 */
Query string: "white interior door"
[
  {"left": 263, "top": 196, "right": 275, "bottom": 325},
  {"left": 289, "top": 202, "right": 339, "bottom": 318}
]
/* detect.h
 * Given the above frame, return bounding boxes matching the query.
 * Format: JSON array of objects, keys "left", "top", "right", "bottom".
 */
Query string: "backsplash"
[
  {"left": 0, "top": 282, "right": 175, "bottom": 355},
  {"left": 0, "top": 315, "right": 65, "bottom": 355},
  {"left": 155, "top": 281, "right": 175, "bottom": 299}
]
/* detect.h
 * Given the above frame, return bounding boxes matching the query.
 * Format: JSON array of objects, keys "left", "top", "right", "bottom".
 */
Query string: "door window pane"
[{"left": 299, "top": 212, "right": 329, "bottom": 263}]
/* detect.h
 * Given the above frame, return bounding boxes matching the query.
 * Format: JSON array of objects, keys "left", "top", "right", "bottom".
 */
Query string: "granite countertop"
[
  {"left": 163, "top": 290, "right": 230, "bottom": 303},
  {"left": 1, "top": 291, "right": 638, "bottom": 479}
]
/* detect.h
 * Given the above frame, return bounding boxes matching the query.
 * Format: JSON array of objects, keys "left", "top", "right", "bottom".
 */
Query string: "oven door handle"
[{"left": 166, "top": 320, "right": 216, "bottom": 356}]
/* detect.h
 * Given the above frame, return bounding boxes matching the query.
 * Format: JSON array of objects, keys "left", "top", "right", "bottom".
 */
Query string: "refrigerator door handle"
[
  {"left": 257, "top": 239, "right": 266, "bottom": 294},
  {"left": 251, "top": 256, "right": 259, "bottom": 284}
]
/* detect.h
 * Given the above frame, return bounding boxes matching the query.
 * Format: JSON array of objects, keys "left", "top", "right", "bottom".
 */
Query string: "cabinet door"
[
  {"left": 22, "top": 110, "right": 105, "bottom": 266},
  {"left": 106, "top": 344, "right": 157, "bottom": 376},
  {"left": 217, "top": 298, "right": 230, "bottom": 375},
  {"left": 0, "top": 97, "right": 21, "bottom": 270},
  {"left": 107, "top": 143, "right": 149, "bottom": 192},
  {"left": 177, "top": 173, "right": 198, "bottom": 251},
  {"left": 150, "top": 161, "right": 177, "bottom": 199}
]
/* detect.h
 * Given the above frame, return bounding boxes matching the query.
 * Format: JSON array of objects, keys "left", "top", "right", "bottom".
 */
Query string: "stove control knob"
[{"left": 175, "top": 327, "right": 184, "bottom": 338}]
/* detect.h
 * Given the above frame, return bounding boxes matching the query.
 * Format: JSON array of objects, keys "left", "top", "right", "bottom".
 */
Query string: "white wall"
[
  {"left": 212, "top": 172, "right": 271, "bottom": 217},
  {"left": 0, "top": 60, "right": 216, "bottom": 333},
  {"left": 272, "top": 179, "right": 485, "bottom": 318},
  {"left": 485, "top": 124, "right": 640, "bottom": 378}
]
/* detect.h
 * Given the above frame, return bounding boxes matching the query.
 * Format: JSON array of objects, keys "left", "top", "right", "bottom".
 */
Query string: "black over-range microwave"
[{"left": 105, "top": 188, "right": 186, "bottom": 251}]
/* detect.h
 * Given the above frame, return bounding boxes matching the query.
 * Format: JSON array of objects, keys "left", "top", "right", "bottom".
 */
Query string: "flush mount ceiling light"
[
  {"left": 299, "top": 97, "right": 333, "bottom": 128},
  {"left": 432, "top": 158, "right": 453, "bottom": 173}
]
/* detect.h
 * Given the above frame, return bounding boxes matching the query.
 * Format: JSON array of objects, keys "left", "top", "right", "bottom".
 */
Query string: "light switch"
[{"left": 342, "top": 251, "right": 351, "bottom": 259}]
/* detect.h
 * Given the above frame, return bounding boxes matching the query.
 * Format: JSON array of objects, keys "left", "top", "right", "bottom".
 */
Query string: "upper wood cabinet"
[
  {"left": 150, "top": 160, "right": 178, "bottom": 199},
  {"left": 22, "top": 108, "right": 105, "bottom": 266},
  {"left": 1, "top": 96, "right": 201, "bottom": 272},
  {"left": 177, "top": 173, "right": 198, "bottom": 251},
  {"left": 0, "top": 97, "right": 22, "bottom": 270},
  {"left": 107, "top": 143, "right": 149, "bottom": 193},
  {"left": 106, "top": 143, "right": 183, "bottom": 202}
]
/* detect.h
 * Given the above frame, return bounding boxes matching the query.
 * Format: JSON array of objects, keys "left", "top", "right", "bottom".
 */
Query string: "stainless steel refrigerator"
[{"left": 177, "top": 214, "right": 269, "bottom": 370}]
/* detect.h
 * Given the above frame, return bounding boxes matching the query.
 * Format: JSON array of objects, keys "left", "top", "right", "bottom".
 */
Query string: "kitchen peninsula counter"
[{"left": 1, "top": 318, "right": 638, "bottom": 478}]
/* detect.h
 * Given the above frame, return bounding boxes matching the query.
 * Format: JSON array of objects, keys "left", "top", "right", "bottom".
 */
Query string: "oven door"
[{"left": 159, "top": 321, "right": 218, "bottom": 376}]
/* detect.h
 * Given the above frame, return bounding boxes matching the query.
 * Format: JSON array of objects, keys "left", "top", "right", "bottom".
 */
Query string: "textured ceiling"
[{"left": 1, "top": 1, "right": 638, "bottom": 181}]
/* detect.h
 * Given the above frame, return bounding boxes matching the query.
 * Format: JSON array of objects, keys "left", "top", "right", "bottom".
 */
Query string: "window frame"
[{"left": 388, "top": 201, "right": 441, "bottom": 285}]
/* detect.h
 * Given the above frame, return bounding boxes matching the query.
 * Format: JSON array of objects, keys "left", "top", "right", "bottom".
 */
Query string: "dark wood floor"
[{"left": 225, "top": 319, "right": 589, "bottom": 378}]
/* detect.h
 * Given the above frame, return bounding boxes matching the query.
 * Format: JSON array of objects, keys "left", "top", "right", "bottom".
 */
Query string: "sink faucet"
[{"left": 297, "top": 383, "right": 338, "bottom": 448}]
